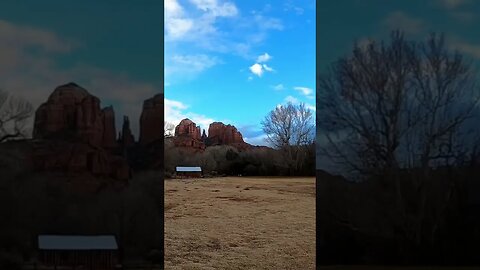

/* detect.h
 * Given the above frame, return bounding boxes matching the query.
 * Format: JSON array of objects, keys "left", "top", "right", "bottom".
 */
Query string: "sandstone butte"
[
  {"left": 33, "top": 82, "right": 117, "bottom": 149},
  {"left": 172, "top": 118, "right": 254, "bottom": 151},
  {"left": 139, "top": 93, "right": 164, "bottom": 145},
  {"left": 32, "top": 82, "right": 130, "bottom": 180}
]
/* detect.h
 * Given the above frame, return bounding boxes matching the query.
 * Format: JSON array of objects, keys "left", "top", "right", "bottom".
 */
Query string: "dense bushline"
[{"left": 164, "top": 139, "right": 315, "bottom": 177}]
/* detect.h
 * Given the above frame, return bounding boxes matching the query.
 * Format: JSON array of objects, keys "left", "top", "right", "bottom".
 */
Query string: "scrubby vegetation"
[{"left": 164, "top": 139, "right": 315, "bottom": 178}]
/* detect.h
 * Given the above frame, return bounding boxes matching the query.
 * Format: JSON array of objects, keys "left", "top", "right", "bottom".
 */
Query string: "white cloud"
[
  {"left": 262, "top": 64, "right": 274, "bottom": 72},
  {"left": 165, "top": 0, "right": 284, "bottom": 69},
  {"left": 284, "top": 1, "right": 305, "bottom": 15},
  {"left": 164, "top": 98, "right": 219, "bottom": 135},
  {"left": 244, "top": 134, "right": 269, "bottom": 146},
  {"left": 254, "top": 15, "right": 284, "bottom": 31},
  {"left": 249, "top": 63, "right": 264, "bottom": 77},
  {"left": 248, "top": 53, "right": 275, "bottom": 78},
  {"left": 165, "top": 0, "right": 239, "bottom": 42},
  {"left": 171, "top": 54, "right": 220, "bottom": 72},
  {"left": 190, "top": 0, "right": 238, "bottom": 17},
  {"left": 272, "top": 84, "right": 284, "bottom": 90},
  {"left": 284, "top": 95, "right": 300, "bottom": 104},
  {"left": 294, "top": 86, "right": 313, "bottom": 96},
  {"left": 256, "top": 52, "right": 272, "bottom": 63},
  {"left": 306, "top": 103, "right": 316, "bottom": 111},
  {"left": 165, "top": 0, "right": 194, "bottom": 40},
  {"left": 281, "top": 96, "right": 316, "bottom": 112},
  {"left": 166, "top": 54, "right": 220, "bottom": 83}
]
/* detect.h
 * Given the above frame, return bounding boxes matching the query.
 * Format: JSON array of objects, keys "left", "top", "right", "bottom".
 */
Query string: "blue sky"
[
  {"left": 164, "top": 0, "right": 316, "bottom": 145},
  {"left": 316, "top": 0, "right": 480, "bottom": 170},
  {"left": 0, "top": 1, "right": 163, "bottom": 137}
]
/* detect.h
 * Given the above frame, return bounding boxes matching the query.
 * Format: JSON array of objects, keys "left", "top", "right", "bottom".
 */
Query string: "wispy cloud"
[
  {"left": 449, "top": 39, "right": 480, "bottom": 59},
  {"left": 165, "top": 0, "right": 238, "bottom": 42},
  {"left": 0, "top": 19, "right": 79, "bottom": 53},
  {"left": 170, "top": 54, "right": 220, "bottom": 73},
  {"left": 383, "top": 11, "right": 426, "bottom": 35},
  {"left": 284, "top": 95, "right": 300, "bottom": 104},
  {"left": 190, "top": 0, "right": 238, "bottom": 16},
  {"left": 253, "top": 15, "right": 284, "bottom": 31},
  {"left": 257, "top": 52, "right": 272, "bottom": 62},
  {"left": 165, "top": 0, "right": 283, "bottom": 85},
  {"left": 244, "top": 133, "right": 268, "bottom": 146},
  {"left": 165, "top": 98, "right": 221, "bottom": 134},
  {"left": 282, "top": 96, "right": 316, "bottom": 112},
  {"left": 294, "top": 86, "right": 314, "bottom": 99},
  {"left": 272, "top": 84, "right": 285, "bottom": 90},
  {"left": 284, "top": 0, "right": 305, "bottom": 15},
  {"left": 238, "top": 124, "right": 268, "bottom": 146},
  {"left": 0, "top": 20, "right": 160, "bottom": 138},
  {"left": 436, "top": 0, "right": 471, "bottom": 9}
]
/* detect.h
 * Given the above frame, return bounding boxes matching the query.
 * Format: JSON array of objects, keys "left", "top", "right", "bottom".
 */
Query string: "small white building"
[{"left": 176, "top": 166, "right": 202, "bottom": 178}]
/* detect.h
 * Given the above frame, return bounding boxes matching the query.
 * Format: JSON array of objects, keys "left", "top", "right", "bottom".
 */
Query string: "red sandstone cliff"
[
  {"left": 139, "top": 93, "right": 163, "bottom": 145},
  {"left": 33, "top": 82, "right": 117, "bottom": 148},
  {"left": 207, "top": 122, "right": 245, "bottom": 145},
  {"left": 171, "top": 119, "right": 253, "bottom": 151},
  {"left": 173, "top": 118, "right": 205, "bottom": 150},
  {"left": 32, "top": 82, "right": 129, "bottom": 180}
]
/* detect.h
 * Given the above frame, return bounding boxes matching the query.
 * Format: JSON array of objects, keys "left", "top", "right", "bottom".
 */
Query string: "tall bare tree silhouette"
[{"left": 317, "top": 30, "right": 480, "bottom": 260}]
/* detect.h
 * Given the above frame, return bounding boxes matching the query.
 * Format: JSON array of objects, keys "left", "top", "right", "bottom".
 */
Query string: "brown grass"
[{"left": 164, "top": 176, "right": 315, "bottom": 270}]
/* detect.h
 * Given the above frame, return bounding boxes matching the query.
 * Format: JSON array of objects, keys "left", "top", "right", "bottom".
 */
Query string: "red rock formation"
[
  {"left": 139, "top": 93, "right": 163, "bottom": 145},
  {"left": 119, "top": 115, "right": 135, "bottom": 148},
  {"left": 31, "top": 82, "right": 130, "bottom": 180},
  {"left": 33, "top": 82, "right": 117, "bottom": 148},
  {"left": 173, "top": 118, "right": 205, "bottom": 150},
  {"left": 207, "top": 122, "right": 245, "bottom": 145},
  {"left": 174, "top": 118, "right": 201, "bottom": 139},
  {"left": 102, "top": 106, "right": 117, "bottom": 148}
]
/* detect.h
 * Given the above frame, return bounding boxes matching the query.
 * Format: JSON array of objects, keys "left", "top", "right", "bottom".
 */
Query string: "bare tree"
[
  {"left": 0, "top": 90, "right": 34, "bottom": 143},
  {"left": 318, "top": 31, "right": 480, "bottom": 177},
  {"left": 317, "top": 30, "right": 480, "bottom": 249},
  {"left": 164, "top": 121, "right": 175, "bottom": 137},
  {"left": 262, "top": 102, "right": 315, "bottom": 175}
]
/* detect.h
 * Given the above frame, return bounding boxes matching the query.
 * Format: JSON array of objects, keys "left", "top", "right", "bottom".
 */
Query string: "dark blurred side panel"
[
  {"left": 0, "top": 1, "right": 164, "bottom": 269},
  {"left": 317, "top": 0, "right": 480, "bottom": 267}
]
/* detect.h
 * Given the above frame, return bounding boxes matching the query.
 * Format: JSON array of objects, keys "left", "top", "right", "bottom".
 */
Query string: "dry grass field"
[{"left": 164, "top": 176, "right": 315, "bottom": 270}]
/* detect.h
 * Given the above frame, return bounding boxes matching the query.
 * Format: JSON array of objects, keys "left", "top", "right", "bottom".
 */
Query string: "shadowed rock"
[
  {"left": 173, "top": 118, "right": 205, "bottom": 150},
  {"left": 139, "top": 93, "right": 163, "bottom": 145},
  {"left": 33, "top": 82, "right": 117, "bottom": 148}
]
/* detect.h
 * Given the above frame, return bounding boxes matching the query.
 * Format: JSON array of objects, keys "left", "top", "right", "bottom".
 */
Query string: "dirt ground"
[{"left": 164, "top": 176, "right": 315, "bottom": 270}]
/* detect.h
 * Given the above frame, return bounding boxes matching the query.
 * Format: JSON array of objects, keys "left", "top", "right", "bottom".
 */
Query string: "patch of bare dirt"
[{"left": 164, "top": 177, "right": 315, "bottom": 270}]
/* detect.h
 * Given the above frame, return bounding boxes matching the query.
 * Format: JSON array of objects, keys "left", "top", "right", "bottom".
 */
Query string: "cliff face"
[
  {"left": 207, "top": 122, "right": 245, "bottom": 146},
  {"left": 139, "top": 93, "right": 163, "bottom": 145},
  {"left": 32, "top": 82, "right": 129, "bottom": 180},
  {"left": 33, "top": 82, "right": 117, "bottom": 148},
  {"left": 171, "top": 118, "right": 252, "bottom": 151},
  {"left": 173, "top": 118, "right": 205, "bottom": 150}
]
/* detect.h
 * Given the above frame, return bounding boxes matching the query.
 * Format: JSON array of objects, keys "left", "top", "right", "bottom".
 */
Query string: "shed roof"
[
  {"left": 176, "top": 166, "right": 202, "bottom": 172},
  {"left": 38, "top": 235, "right": 118, "bottom": 250}
]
